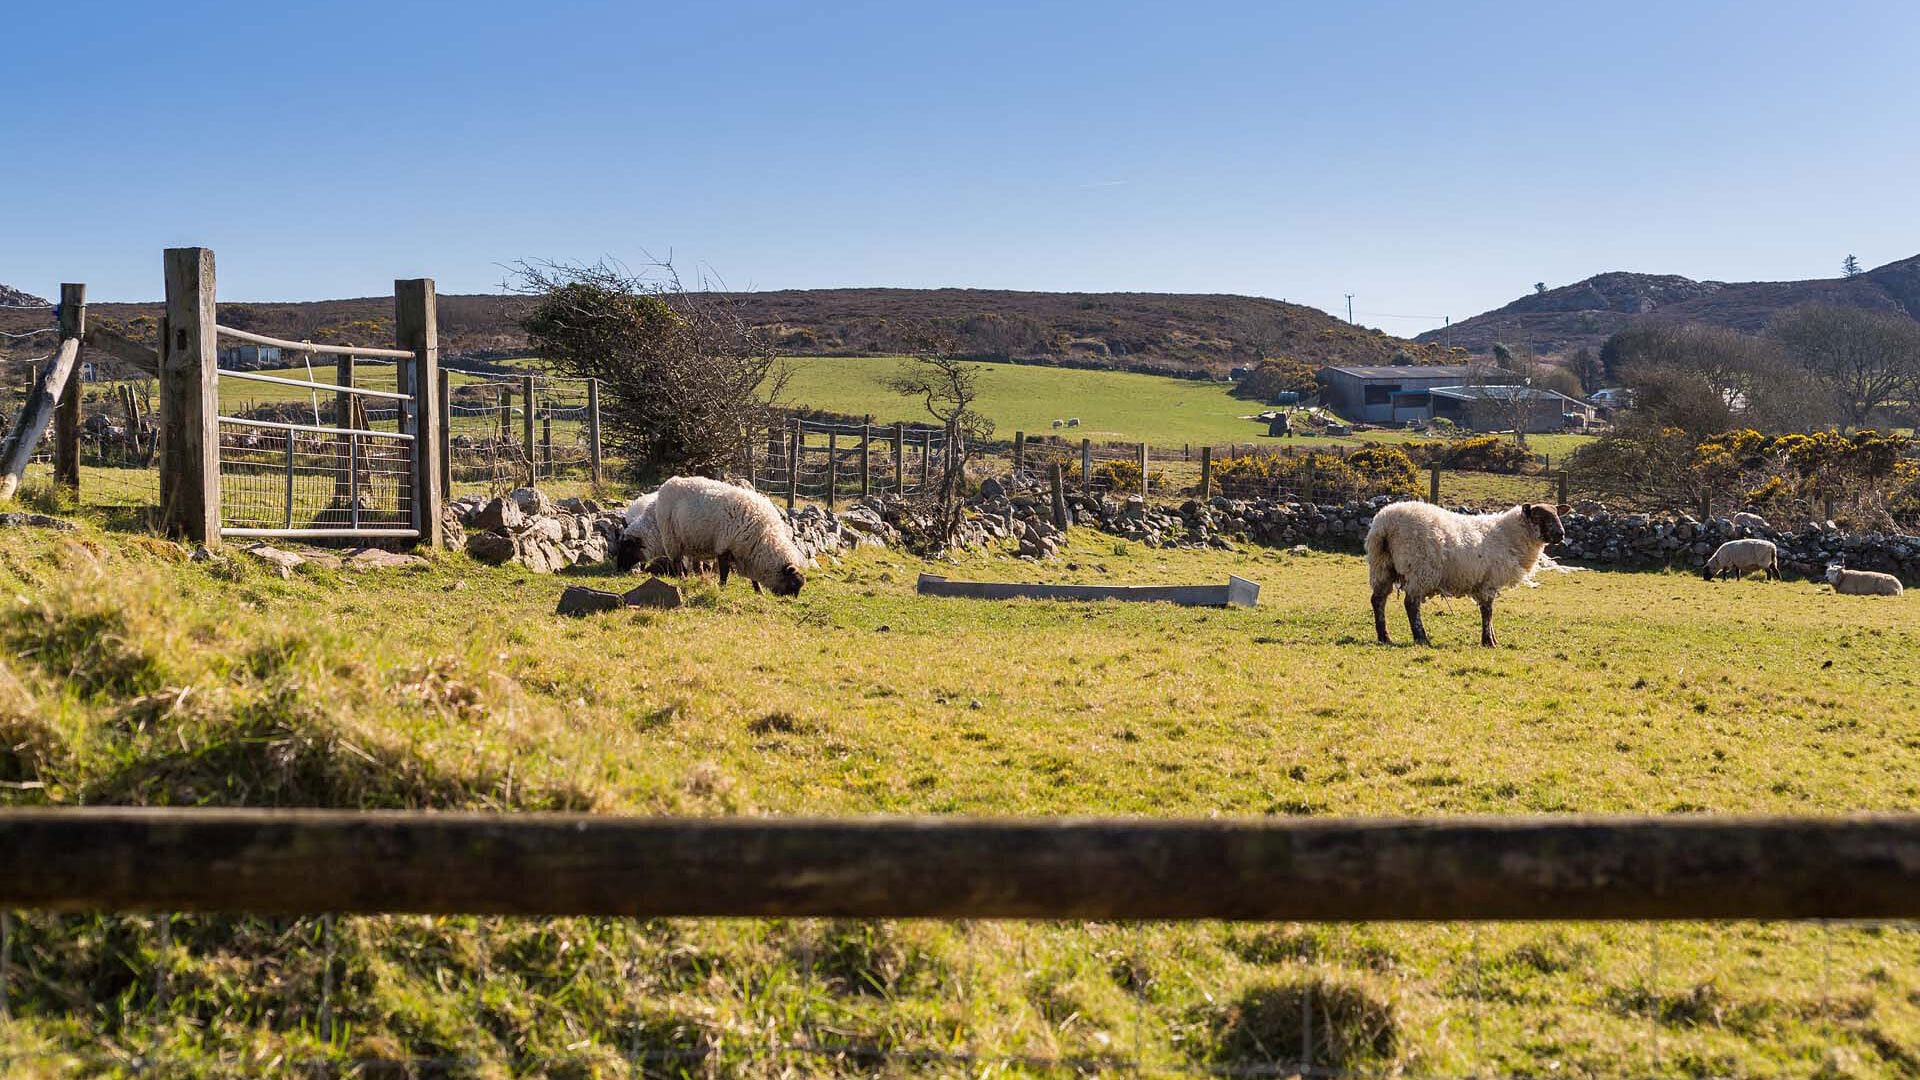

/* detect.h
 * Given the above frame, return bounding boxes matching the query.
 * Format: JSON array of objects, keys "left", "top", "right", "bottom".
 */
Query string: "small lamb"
[
  {"left": 1702, "top": 539, "right": 1778, "bottom": 581},
  {"left": 1826, "top": 563, "right": 1903, "bottom": 596}
]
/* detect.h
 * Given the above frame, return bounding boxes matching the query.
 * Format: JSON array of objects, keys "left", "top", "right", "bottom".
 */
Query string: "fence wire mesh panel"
[
  {"left": 213, "top": 337, "right": 419, "bottom": 539},
  {"left": 0, "top": 913, "right": 1914, "bottom": 1077},
  {"left": 754, "top": 421, "right": 950, "bottom": 504},
  {"left": 443, "top": 367, "right": 600, "bottom": 495}
]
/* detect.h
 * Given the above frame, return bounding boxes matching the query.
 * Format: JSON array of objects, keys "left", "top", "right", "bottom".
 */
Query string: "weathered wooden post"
[
  {"left": 826, "top": 427, "right": 838, "bottom": 510},
  {"left": 859, "top": 420, "right": 872, "bottom": 498},
  {"left": 1699, "top": 490, "right": 1712, "bottom": 522},
  {"left": 520, "top": 374, "right": 537, "bottom": 488},
  {"left": 786, "top": 419, "right": 801, "bottom": 512},
  {"left": 1049, "top": 462, "right": 1068, "bottom": 531},
  {"left": 1136, "top": 442, "right": 1149, "bottom": 499},
  {"left": 52, "top": 284, "right": 85, "bottom": 493},
  {"left": 1080, "top": 438, "right": 1092, "bottom": 492},
  {"left": 1199, "top": 445, "right": 1212, "bottom": 499},
  {"left": 1013, "top": 430, "right": 1026, "bottom": 483},
  {"left": 1823, "top": 494, "right": 1836, "bottom": 522},
  {"left": 892, "top": 422, "right": 905, "bottom": 495},
  {"left": 920, "top": 429, "right": 932, "bottom": 492},
  {"left": 586, "top": 378, "right": 602, "bottom": 485},
  {"left": 333, "top": 353, "right": 356, "bottom": 506},
  {"left": 436, "top": 369, "right": 452, "bottom": 498},
  {"left": 1557, "top": 470, "right": 1569, "bottom": 507},
  {"left": 160, "top": 248, "right": 220, "bottom": 547},
  {"left": 498, "top": 384, "right": 512, "bottom": 443},
  {"left": 395, "top": 278, "right": 442, "bottom": 548},
  {"left": 1430, "top": 462, "right": 1442, "bottom": 503}
]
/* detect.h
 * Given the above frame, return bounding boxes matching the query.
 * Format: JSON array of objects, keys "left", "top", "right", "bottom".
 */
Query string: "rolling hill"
[
  {"left": 0, "top": 286, "right": 1451, "bottom": 376},
  {"left": 1420, "top": 254, "right": 1920, "bottom": 356}
]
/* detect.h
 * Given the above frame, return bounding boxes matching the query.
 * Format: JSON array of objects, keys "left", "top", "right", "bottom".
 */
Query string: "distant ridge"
[
  {"left": 1420, "top": 255, "right": 1920, "bottom": 355},
  {"left": 0, "top": 284, "right": 50, "bottom": 308}
]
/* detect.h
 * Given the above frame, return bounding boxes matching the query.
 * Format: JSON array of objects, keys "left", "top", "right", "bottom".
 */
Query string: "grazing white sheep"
[
  {"left": 1365, "top": 501, "right": 1568, "bottom": 647},
  {"left": 651, "top": 476, "right": 807, "bottom": 596},
  {"left": 1827, "top": 563, "right": 1903, "bottom": 596},
  {"left": 1702, "top": 539, "right": 1779, "bottom": 581},
  {"left": 615, "top": 492, "right": 663, "bottom": 572},
  {"left": 1731, "top": 511, "right": 1771, "bottom": 533}
]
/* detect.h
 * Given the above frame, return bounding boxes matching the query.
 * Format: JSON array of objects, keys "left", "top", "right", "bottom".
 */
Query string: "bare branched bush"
[
  {"left": 885, "top": 343, "right": 993, "bottom": 547},
  {"left": 513, "top": 260, "right": 785, "bottom": 482}
]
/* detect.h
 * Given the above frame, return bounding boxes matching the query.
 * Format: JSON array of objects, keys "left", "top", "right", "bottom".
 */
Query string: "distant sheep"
[
  {"left": 1827, "top": 563, "right": 1903, "bottom": 596},
  {"left": 651, "top": 476, "right": 806, "bottom": 596},
  {"left": 1066, "top": 418, "right": 1081, "bottom": 427},
  {"left": 1731, "top": 511, "right": 1770, "bottom": 533},
  {"left": 1702, "top": 539, "right": 1778, "bottom": 581},
  {"left": 1365, "top": 501, "right": 1568, "bottom": 647},
  {"left": 1051, "top": 419, "right": 1064, "bottom": 429}
]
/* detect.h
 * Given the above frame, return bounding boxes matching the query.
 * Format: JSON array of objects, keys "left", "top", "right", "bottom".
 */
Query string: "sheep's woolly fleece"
[{"left": 650, "top": 476, "right": 808, "bottom": 592}]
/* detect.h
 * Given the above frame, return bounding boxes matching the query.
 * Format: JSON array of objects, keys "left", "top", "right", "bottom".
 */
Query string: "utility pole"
[
  {"left": 1444, "top": 316, "right": 1451, "bottom": 349},
  {"left": 1345, "top": 294, "right": 1355, "bottom": 324}
]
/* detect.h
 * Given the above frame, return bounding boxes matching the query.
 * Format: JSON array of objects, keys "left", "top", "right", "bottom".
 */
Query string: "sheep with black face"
[{"left": 1365, "top": 502, "right": 1568, "bottom": 647}]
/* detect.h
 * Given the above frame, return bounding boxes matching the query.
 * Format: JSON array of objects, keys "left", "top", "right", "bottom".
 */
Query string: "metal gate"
[{"left": 213, "top": 327, "right": 422, "bottom": 541}]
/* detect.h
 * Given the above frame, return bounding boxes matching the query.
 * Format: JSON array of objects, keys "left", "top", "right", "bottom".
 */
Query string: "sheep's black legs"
[
  {"left": 1405, "top": 596, "right": 1430, "bottom": 646},
  {"left": 1372, "top": 586, "right": 1392, "bottom": 644},
  {"left": 1479, "top": 598, "right": 1497, "bottom": 648},
  {"left": 717, "top": 554, "right": 733, "bottom": 587}
]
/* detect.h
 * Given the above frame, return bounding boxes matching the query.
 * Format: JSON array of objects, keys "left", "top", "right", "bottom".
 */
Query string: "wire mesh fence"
[
  {"left": 443, "top": 366, "right": 601, "bottom": 496},
  {"left": 746, "top": 420, "right": 951, "bottom": 505},
  {"left": 0, "top": 911, "right": 1912, "bottom": 1077}
]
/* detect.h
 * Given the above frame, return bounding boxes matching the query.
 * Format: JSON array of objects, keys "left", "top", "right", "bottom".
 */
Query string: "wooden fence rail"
[{"left": 1, "top": 809, "right": 1916, "bottom": 920}]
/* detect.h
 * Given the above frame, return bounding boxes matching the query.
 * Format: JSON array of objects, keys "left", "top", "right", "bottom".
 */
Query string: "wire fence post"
[
  {"left": 160, "top": 247, "right": 220, "bottom": 547},
  {"left": 587, "top": 378, "right": 602, "bottom": 486},
  {"left": 1013, "top": 430, "right": 1025, "bottom": 483},
  {"left": 1081, "top": 438, "right": 1091, "bottom": 492},
  {"left": 860, "top": 418, "right": 871, "bottom": 498},
  {"left": 1049, "top": 462, "right": 1067, "bottom": 530},
  {"left": 1557, "top": 469, "right": 1569, "bottom": 507},
  {"left": 521, "top": 374, "right": 537, "bottom": 489},
  {"left": 826, "top": 427, "right": 838, "bottom": 511},
  {"left": 892, "top": 422, "right": 905, "bottom": 496},
  {"left": 787, "top": 419, "right": 800, "bottom": 512},
  {"left": 1430, "top": 462, "right": 1442, "bottom": 503},
  {"left": 1198, "top": 445, "right": 1212, "bottom": 500},
  {"left": 53, "top": 283, "right": 85, "bottom": 494},
  {"left": 1136, "top": 442, "right": 1148, "bottom": 499}
]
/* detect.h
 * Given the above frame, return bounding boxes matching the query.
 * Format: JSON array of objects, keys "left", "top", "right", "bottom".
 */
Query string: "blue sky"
[{"left": 4, "top": 1, "right": 1917, "bottom": 335}]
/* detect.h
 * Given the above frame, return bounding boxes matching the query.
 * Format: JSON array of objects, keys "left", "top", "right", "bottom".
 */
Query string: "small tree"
[
  {"left": 1843, "top": 254, "right": 1863, "bottom": 278},
  {"left": 885, "top": 345, "right": 994, "bottom": 548},
  {"left": 1534, "top": 282, "right": 1548, "bottom": 295},
  {"left": 1479, "top": 342, "right": 1542, "bottom": 446},
  {"left": 515, "top": 260, "right": 785, "bottom": 482}
]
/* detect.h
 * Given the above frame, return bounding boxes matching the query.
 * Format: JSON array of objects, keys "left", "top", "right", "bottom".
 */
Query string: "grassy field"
[
  {"left": 0, "top": 513, "right": 1915, "bottom": 1077},
  {"left": 780, "top": 355, "right": 1595, "bottom": 460}
]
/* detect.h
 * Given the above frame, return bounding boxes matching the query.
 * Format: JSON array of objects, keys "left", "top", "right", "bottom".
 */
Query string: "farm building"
[
  {"left": 1315, "top": 364, "right": 1496, "bottom": 424},
  {"left": 1427, "top": 384, "right": 1597, "bottom": 433},
  {"left": 217, "top": 343, "right": 283, "bottom": 368}
]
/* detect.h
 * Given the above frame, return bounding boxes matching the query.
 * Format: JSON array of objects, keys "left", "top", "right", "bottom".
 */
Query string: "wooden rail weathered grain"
[
  {"left": 1, "top": 810, "right": 1917, "bottom": 920},
  {"left": 0, "top": 337, "right": 81, "bottom": 501}
]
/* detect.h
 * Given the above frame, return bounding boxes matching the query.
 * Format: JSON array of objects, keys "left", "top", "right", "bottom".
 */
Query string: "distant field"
[{"left": 779, "top": 356, "right": 1596, "bottom": 461}]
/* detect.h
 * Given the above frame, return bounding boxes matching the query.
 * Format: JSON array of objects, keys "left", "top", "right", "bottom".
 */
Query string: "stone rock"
[
  {"left": 556, "top": 585, "right": 623, "bottom": 616},
  {"left": 509, "top": 486, "right": 551, "bottom": 518},
  {"left": 244, "top": 544, "right": 305, "bottom": 578},
  {"left": 470, "top": 497, "right": 523, "bottom": 533},
  {"left": 623, "top": 577, "right": 684, "bottom": 609},
  {"left": 0, "top": 512, "right": 77, "bottom": 531},
  {"left": 465, "top": 531, "right": 517, "bottom": 565},
  {"left": 343, "top": 547, "right": 429, "bottom": 571},
  {"left": 439, "top": 504, "right": 467, "bottom": 550}
]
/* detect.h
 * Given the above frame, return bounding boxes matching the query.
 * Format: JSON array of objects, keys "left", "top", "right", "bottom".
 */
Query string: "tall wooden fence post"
[
  {"left": 1080, "top": 438, "right": 1091, "bottom": 492},
  {"left": 1013, "top": 431, "right": 1025, "bottom": 483},
  {"left": 521, "top": 374, "right": 537, "bottom": 488},
  {"left": 892, "top": 422, "right": 905, "bottom": 495},
  {"left": 587, "top": 378, "right": 602, "bottom": 486},
  {"left": 860, "top": 421, "right": 872, "bottom": 498},
  {"left": 826, "top": 428, "right": 838, "bottom": 510},
  {"left": 160, "top": 248, "right": 220, "bottom": 547},
  {"left": 395, "top": 278, "right": 442, "bottom": 548},
  {"left": 1430, "top": 462, "right": 1442, "bottom": 504},
  {"left": 1557, "top": 470, "right": 1569, "bottom": 507},
  {"left": 334, "top": 353, "right": 356, "bottom": 507},
  {"left": 1136, "top": 442, "right": 1149, "bottom": 499},
  {"left": 1049, "top": 462, "right": 1068, "bottom": 531},
  {"left": 53, "top": 284, "right": 86, "bottom": 493},
  {"left": 1199, "top": 445, "right": 1212, "bottom": 500},
  {"left": 786, "top": 419, "right": 800, "bottom": 512}
]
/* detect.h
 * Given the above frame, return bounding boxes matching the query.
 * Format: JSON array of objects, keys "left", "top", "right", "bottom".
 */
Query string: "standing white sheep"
[
  {"left": 615, "top": 492, "right": 663, "bottom": 572},
  {"left": 1702, "top": 539, "right": 1779, "bottom": 581},
  {"left": 650, "top": 476, "right": 807, "bottom": 596},
  {"left": 1365, "top": 501, "right": 1568, "bottom": 647},
  {"left": 1826, "top": 563, "right": 1903, "bottom": 596}
]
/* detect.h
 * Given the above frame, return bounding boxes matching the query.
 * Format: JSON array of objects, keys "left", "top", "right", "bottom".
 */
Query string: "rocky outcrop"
[{"left": 450, "top": 488, "right": 624, "bottom": 573}]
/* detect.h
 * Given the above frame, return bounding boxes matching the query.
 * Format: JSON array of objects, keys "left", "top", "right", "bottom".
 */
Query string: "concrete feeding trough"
[{"left": 916, "top": 573, "right": 1258, "bottom": 608}]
